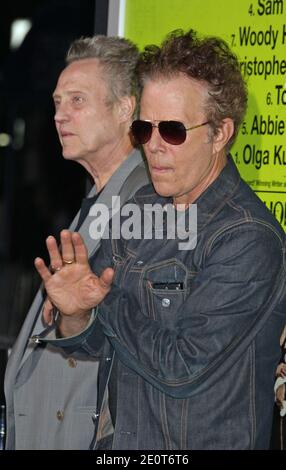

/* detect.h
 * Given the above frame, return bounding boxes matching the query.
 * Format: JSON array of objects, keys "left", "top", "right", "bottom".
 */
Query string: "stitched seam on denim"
[
  {"left": 148, "top": 287, "right": 187, "bottom": 294},
  {"left": 112, "top": 257, "right": 124, "bottom": 285},
  {"left": 125, "top": 247, "right": 138, "bottom": 257},
  {"left": 203, "top": 218, "right": 284, "bottom": 261},
  {"left": 120, "top": 255, "right": 135, "bottom": 289},
  {"left": 227, "top": 199, "right": 252, "bottom": 220},
  {"left": 159, "top": 393, "right": 172, "bottom": 450},
  {"left": 111, "top": 238, "right": 120, "bottom": 258},
  {"left": 129, "top": 267, "right": 145, "bottom": 272},
  {"left": 196, "top": 179, "right": 241, "bottom": 232},
  {"left": 188, "top": 270, "right": 198, "bottom": 277},
  {"left": 139, "top": 270, "right": 145, "bottom": 318},
  {"left": 147, "top": 281, "right": 156, "bottom": 320},
  {"left": 143, "top": 258, "right": 189, "bottom": 273},
  {"left": 249, "top": 342, "right": 256, "bottom": 449},
  {"left": 180, "top": 399, "right": 188, "bottom": 449},
  {"left": 112, "top": 253, "right": 123, "bottom": 264},
  {"left": 283, "top": 246, "right": 286, "bottom": 271},
  {"left": 136, "top": 375, "right": 140, "bottom": 449}
]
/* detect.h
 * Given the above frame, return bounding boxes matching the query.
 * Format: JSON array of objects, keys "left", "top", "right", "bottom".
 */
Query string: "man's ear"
[
  {"left": 117, "top": 95, "right": 136, "bottom": 123},
  {"left": 213, "top": 118, "right": 234, "bottom": 153}
]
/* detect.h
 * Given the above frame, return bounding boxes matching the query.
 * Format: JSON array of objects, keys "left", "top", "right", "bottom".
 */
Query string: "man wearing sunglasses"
[{"left": 27, "top": 29, "right": 285, "bottom": 450}]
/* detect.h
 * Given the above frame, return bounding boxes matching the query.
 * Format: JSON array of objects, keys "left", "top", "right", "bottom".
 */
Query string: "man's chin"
[
  {"left": 62, "top": 152, "right": 78, "bottom": 161},
  {"left": 152, "top": 182, "right": 173, "bottom": 198}
]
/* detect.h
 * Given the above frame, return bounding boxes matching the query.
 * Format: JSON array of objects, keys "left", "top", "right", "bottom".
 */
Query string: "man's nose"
[
  {"left": 146, "top": 126, "right": 165, "bottom": 152},
  {"left": 54, "top": 103, "right": 69, "bottom": 123}
]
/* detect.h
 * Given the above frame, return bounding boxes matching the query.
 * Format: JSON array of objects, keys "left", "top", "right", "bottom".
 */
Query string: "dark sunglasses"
[{"left": 131, "top": 119, "right": 210, "bottom": 146}]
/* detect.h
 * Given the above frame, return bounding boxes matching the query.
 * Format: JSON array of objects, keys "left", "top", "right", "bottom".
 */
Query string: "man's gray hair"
[{"left": 66, "top": 35, "right": 140, "bottom": 106}]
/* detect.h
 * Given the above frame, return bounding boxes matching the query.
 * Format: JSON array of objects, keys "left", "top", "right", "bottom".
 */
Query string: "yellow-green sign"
[{"left": 124, "top": 0, "right": 286, "bottom": 230}]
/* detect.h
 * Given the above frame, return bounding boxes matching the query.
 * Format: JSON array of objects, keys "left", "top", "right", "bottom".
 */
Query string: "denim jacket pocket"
[{"left": 142, "top": 259, "right": 189, "bottom": 325}]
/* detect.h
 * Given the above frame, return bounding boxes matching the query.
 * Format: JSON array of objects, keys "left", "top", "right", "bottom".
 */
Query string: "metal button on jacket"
[
  {"left": 67, "top": 357, "right": 77, "bottom": 368},
  {"left": 56, "top": 410, "right": 64, "bottom": 421},
  {"left": 162, "top": 298, "right": 171, "bottom": 307}
]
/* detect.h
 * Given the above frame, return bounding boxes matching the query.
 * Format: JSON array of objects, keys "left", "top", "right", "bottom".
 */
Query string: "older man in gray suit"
[{"left": 4, "top": 35, "right": 149, "bottom": 450}]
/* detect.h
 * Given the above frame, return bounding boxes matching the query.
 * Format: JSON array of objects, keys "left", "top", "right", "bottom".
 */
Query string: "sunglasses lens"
[
  {"left": 131, "top": 120, "right": 152, "bottom": 144},
  {"left": 131, "top": 120, "right": 187, "bottom": 145},
  {"left": 159, "top": 121, "right": 187, "bottom": 145}
]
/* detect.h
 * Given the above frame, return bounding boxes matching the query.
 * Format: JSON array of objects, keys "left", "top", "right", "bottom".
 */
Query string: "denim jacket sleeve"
[{"left": 90, "top": 223, "right": 286, "bottom": 398}]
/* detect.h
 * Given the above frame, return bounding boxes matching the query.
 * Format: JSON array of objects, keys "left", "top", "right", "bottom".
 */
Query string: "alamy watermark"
[{"left": 88, "top": 196, "right": 197, "bottom": 251}]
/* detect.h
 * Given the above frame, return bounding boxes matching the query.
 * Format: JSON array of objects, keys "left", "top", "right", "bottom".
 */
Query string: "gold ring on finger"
[{"left": 63, "top": 259, "right": 75, "bottom": 265}]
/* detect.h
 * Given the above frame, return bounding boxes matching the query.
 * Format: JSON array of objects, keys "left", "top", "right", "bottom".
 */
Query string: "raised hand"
[{"left": 35, "top": 230, "right": 114, "bottom": 325}]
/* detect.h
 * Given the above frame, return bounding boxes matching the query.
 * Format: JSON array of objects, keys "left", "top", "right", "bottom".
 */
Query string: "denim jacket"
[{"left": 44, "top": 156, "right": 286, "bottom": 450}]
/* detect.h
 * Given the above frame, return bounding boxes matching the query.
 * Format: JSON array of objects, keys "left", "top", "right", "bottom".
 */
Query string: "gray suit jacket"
[{"left": 4, "top": 149, "right": 149, "bottom": 449}]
